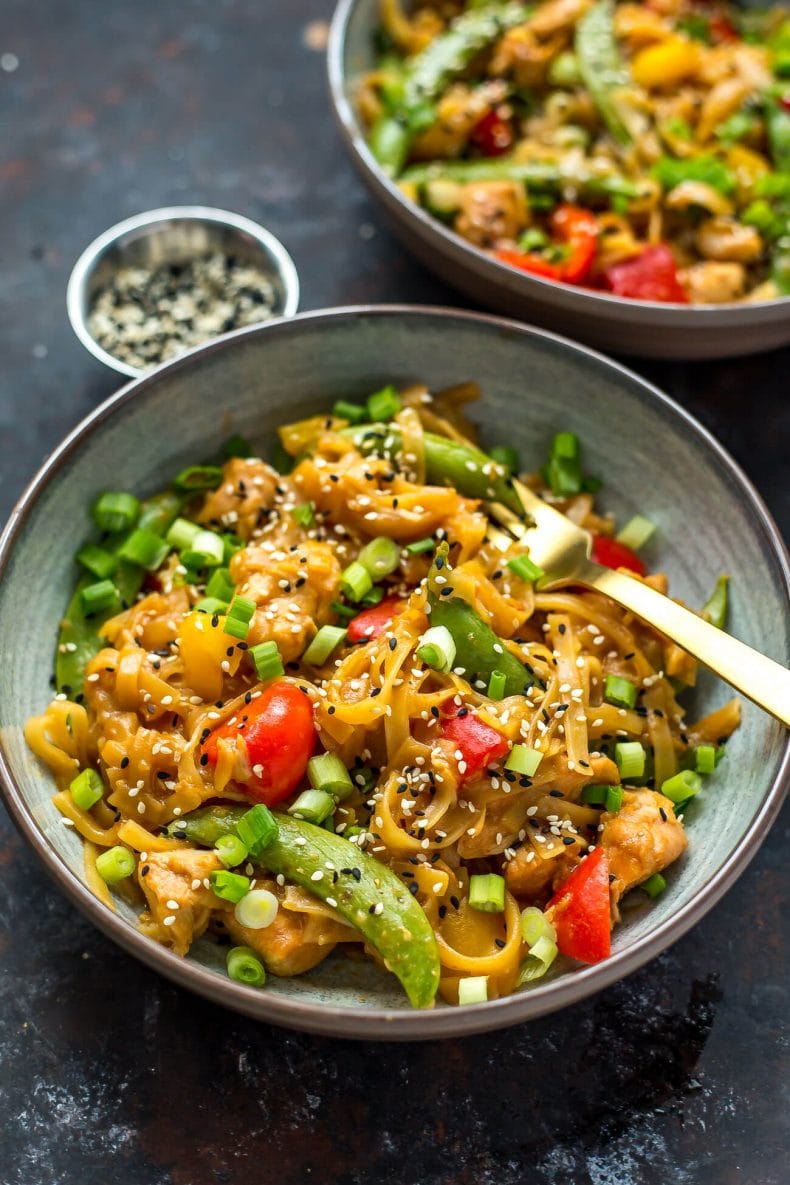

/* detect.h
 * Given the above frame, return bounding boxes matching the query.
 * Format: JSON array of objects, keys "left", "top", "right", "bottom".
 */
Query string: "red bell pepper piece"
[
  {"left": 347, "top": 596, "right": 406, "bottom": 643},
  {"left": 202, "top": 680, "right": 315, "bottom": 806},
  {"left": 494, "top": 248, "right": 563, "bottom": 280},
  {"left": 709, "top": 14, "right": 738, "bottom": 42},
  {"left": 495, "top": 204, "right": 599, "bottom": 285},
  {"left": 441, "top": 707, "right": 509, "bottom": 780},
  {"left": 781, "top": 94, "right": 790, "bottom": 114},
  {"left": 603, "top": 244, "right": 688, "bottom": 303},
  {"left": 547, "top": 846, "right": 612, "bottom": 964},
  {"left": 470, "top": 109, "right": 514, "bottom": 156},
  {"left": 591, "top": 534, "right": 647, "bottom": 577}
]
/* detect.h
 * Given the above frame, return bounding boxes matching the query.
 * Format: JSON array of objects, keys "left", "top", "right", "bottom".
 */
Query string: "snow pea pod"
[
  {"left": 576, "top": 0, "right": 643, "bottom": 146},
  {"left": 401, "top": 156, "right": 640, "bottom": 200}
]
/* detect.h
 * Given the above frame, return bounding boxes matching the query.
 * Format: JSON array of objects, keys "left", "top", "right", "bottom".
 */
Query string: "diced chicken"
[
  {"left": 198, "top": 457, "right": 280, "bottom": 539},
  {"left": 221, "top": 884, "right": 353, "bottom": 976},
  {"left": 529, "top": 0, "right": 592, "bottom": 38},
  {"left": 599, "top": 789, "right": 687, "bottom": 911},
  {"left": 138, "top": 848, "right": 221, "bottom": 956},
  {"left": 411, "top": 82, "right": 507, "bottom": 161},
  {"left": 696, "top": 218, "right": 763, "bottom": 264},
  {"left": 454, "top": 181, "right": 529, "bottom": 249},
  {"left": 678, "top": 261, "right": 746, "bottom": 304},
  {"left": 505, "top": 848, "right": 578, "bottom": 898}
]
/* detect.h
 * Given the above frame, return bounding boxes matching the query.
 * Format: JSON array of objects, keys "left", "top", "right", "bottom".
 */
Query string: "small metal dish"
[{"left": 67, "top": 206, "right": 300, "bottom": 377}]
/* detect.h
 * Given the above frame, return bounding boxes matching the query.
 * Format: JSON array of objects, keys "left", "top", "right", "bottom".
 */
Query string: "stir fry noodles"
[
  {"left": 26, "top": 383, "right": 739, "bottom": 1007},
  {"left": 361, "top": 0, "right": 790, "bottom": 304}
]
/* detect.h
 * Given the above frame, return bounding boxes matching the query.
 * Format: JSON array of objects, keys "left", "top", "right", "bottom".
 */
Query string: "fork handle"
[{"left": 579, "top": 562, "right": 790, "bottom": 728}]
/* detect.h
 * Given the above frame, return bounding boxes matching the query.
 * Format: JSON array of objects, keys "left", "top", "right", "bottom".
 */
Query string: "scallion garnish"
[
  {"left": 468, "top": 873, "right": 506, "bottom": 913},
  {"left": 505, "top": 744, "right": 543, "bottom": 777},
  {"left": 209, "top": 869, "right": 251, "bottom": 903},
  {"left": 660, "top": 769, "right": 701, "bottom": 804},
  {"left": 224, "top": 433, "right": 253, "bottom": 458},
  {"left": 234, "top": 888, "right": 279, "bottom": 930},
  {"left": 358, "top": 536, "right": 401, "bottom": 580},
  {"left": 458, "top": 975, "right": 489, "bottom": 1005},
  {"left": 215, "top": 833, "right": 249, "bottom": 868},
  {"left": 76, "top": 543, "right": 116, "bottom": 581},
  {"left": 95, "top": 845, "right": 136, "bottom": 884},
  {"left": 69, "top": 768, "right": 105, "bottom": 811},
  {"left": 517, "top": 935, "right": 558, "bottom": 983},
  {"left": 487, "top": 670, "right": 507, "bottom": 700},
  {"left": 694, "top": 744, "right": 717, "bottom": 774},
  {"left": 545, "top": 431, "right": 582, "bottom": 496},
  {"left": 194, "top": 596, "right": 229, "bottom": 615},
  {"left": 405, "top": 537, "right": 435, "bottom": 555},
  {"left": 291, "top": 501, "right": 315, "bottom": 529},
  {"left": 165, "top": 517, "right": 201, "bottom": 552},
  {"left": 360, "top": 584, "right": 384, "bottom": 608},
  {"left": 205, "top": 567, "right": 235, "bottom": 603},
  {"left": 92, "top": 491, "right": 140, "bottom": 534},
  {"left": 117, "top": 527, "right": 170, "bottom": 571},
  {"left": 235, "top": 804, "right": 278, "bottom": 857},
  {"left": 489, "top": 445, "right": 520, "bottom": 475},
  {"left": 180, "top": 529, "right": 225, "bottom": 569},
  {"left": 223, "top": 595, "right": 256, "bottom": 640},
  {"left": 302, "top": 626, "right": 347, "bottom": 666},
  {"left": 506, "top": 554, "right": 545, "bottom": 584},
  {"left": 701, "top": 574, "right": 729, "bottom": 630},
  {"left": 416, "top": 625, "right": 456, "bottom": 673},
  {"left": 80, "top": 579, "right": 120, "bottom": 616},
  {"left": 226, "top": 945, "right": 266, "bottom": 986},
  {"left": 172, "top": 464, "right": 223, "bottom": 492},
  {"left": 249, "top": 640, "right": 285, "bottom": 682},
  {"left": 340, "top": 560, "right": 373, "bottom": 603},
  {"left": 366, "top": 385, "right": 401, "bottom": 422},
  {"left": 616, "top": 515, "right": 655, "bottom": 551},
  {"left": 604, "top": 674, "right": 638, "bottom": 710},
  {"left": 287, "top": 788, "right": 335, "bottom": 825},
  {"left": 641, "top": 873, "right": 666, "bottom": 898},
  {"left": 307, "top": 753, "right": 354, "bottom": 800},
  {"left": 221, "top": 533, "right": 244, "bottom": 563},
  {"left": 333, "top": 399, "right": 367, "bottom": 424},
  {"left": 615, "top": 740, "right": 646, "bottom": 780}
]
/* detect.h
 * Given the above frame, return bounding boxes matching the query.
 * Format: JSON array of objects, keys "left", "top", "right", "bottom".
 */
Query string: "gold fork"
[{"left": 482, "top": 476, "right": 790, "bottom": 728}]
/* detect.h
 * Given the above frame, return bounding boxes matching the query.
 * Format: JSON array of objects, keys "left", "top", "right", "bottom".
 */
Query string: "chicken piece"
[
  {"left": 505, "top": 849, "right": 578, "bottom": 898},
  {"left": 695, "top": 218, "right": 763, "bottom": 264},
  {"left": 221, "top": 883, "right": 353, "bottom": 976},
  {"left": 230, "top": 538, "right": 341, "bottom": 661},
  {"left": 454, "top": 181, "right": 529, "bottom": 249},
  {"left": 678, "top": 261, "right": 746, "bottom": 304},
  {"left": 489, "top": 26, "right": 565, "bottom": 89},
  {"left": 599, "top": 789, "right": 687, "bottom": 911},
  {"left": 696, "top": 76, "right": 754, "bottom": 144},
  {"left": 198, "top": 457, "right": 280, "bottom": 540},
  {"left": 614, "top": 3, "right": 672, "bottom": 46},
  {"left": 529, "top": 0, "right": 591, "bottom": 38},
  {"left": 138, "top": 848, "right": 221, "bottom": 956}
]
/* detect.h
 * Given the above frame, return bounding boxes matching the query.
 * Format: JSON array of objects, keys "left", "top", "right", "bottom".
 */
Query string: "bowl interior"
[{"left": 0, "top": 308, "right": 787, "bottom": 1035}]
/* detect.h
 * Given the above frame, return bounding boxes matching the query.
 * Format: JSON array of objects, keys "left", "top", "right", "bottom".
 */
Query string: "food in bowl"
[
  {"left": 25, "top": 382, "right": 739, "bottom": 1008},
  {"left": 359, "top": 0, "right": 790, "bottom": 304}
]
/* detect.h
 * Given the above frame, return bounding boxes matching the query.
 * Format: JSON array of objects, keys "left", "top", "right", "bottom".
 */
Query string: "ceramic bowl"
[
  {"left": 0, "top": 306, "right": 787, "bottom": 1039},
  {"left": 328, "top": 0, "right": 790, "bottom": 360}
]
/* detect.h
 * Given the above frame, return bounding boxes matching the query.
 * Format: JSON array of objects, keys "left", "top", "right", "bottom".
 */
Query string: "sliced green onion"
[
  {"left": 468, "top": 873, "right": 506, "bottom": 913},
  {"left": 340, "top": 560, "right": 373, "bottom": 602},
  {"left": 69, "top": 768, "right": 105, "bottom": 811},
  {"left": 194, "top": 596, "right": 229, "bottom": 615},
  {"left": 223, "top": 595, "right": 256, "bottom": 640},
  {"left": 405, "top": 537, "right": 435, "bottom": 555},
  {"left": 92, "top": 491, "right": 140, "bottom": 534},
  {"left": 291, "top": 501, "right": 315, "bottom": 528},
  {"left": 520, "top": 906, "right": 556, "bottom": 947},
  {"left": 507, "top": 554, "right": 545, "bottom": 583},
  {"left": 209, "top": 869, "right": 250, "bottom": 903},
  {"left": 416, "top": 625, "right": 456, "bottom": 673},
  {"left": 234, "top": 888, "right": 279, "bottom": 930},
  {"left": 604, "top": 674, "right": 638, "bottom": 710},
  {"left": 205, "top": 567, "right": 235, "bottom": 602},
  {"left": 288, "top": 788, "right": 335, "bottom": 825},
  {"left": 505, "top": 744, "right": 543, "bottom": 777},
  {"left": 226, "top": 945, "right": 266, "bottom": 986},
  {"left": 333, "top": 399, "right": 367, "bottom": 424},
  {"left": 641, "top": 872, "right": 667, "bottom": 898},
  {"left": 366, "top": 385, "right": 401, "bottom": 422},
  {"left": 605, "top": 784, "right": 624, "bottom": 813},
  {"left": 351, "top": 765, "right": 377, "bottom": 793},
  {"left": 76, "top": 543, "right": 116, "bottom": 581},
  {"left": 581, "top": 783, "right": 624, "bottom": 812},
  {"left": 517, "top": 935, "right": 558, "bottom": 983},
  {"left": 224, "top": 433, "right": 252, "bottom": 458},
  {"left": 615, "top": 741, "right": 646, "bottom": 781},
  {"left": 489, "top": 445, "right": 520, "bottom": 474},
  {"left": 358, "top": 536, "right": 401, "bottom": 580},
  {"left": 215, "top": 833, "right": 249, "bottom": 868},
  {"left": 360, "top": 584, "right": 384, "bottom": 608},
  {"left": 694, "top": 744, "right": 717, "bottom": 775},
  {"left": 616, "top": 515, "right": 655, "bottom": 551},
  {"left": 487, "top": 670, "right": 507, "bottom": 700},
  {"left": 80, "top": 579, "right": 120, "bottom": 616},
  {"left": 117, "top": 528, "right": 170, "bottom": 571},
  {"left": 701, "top": 574, "right": 729, "bottom": 630},
  {"left": 303, "top": 626, "right": 347, "bottom": 666},
  {"left": 458, "top": 975, "right": 488, "bottom": 1005},
  {"left": 249, "top": 640, "right": 285, "bottom": 682},
  {"left": 545, "top": 431, "right": 582, "bottom": 496},
  {"left": 660, "top": 769, "right": 701, "bottom": 804},
  {"left": 172, "top": 465, "right": 223, "bottom": 492},
  {"left": 165, "top": 517, "right": 201, "bottom": 551},
  {"left": 95, "top": 845, "right": 136, "bottom": 884},
  {"left": 330, "top": 601, "right": 357, "bottom": 622},
  {"left": 180, "top": 529, "right": 224, "bottom": 569},
  {"left": 221, "top": 533, "right": 244, "bottom": 563},
  {"left": 235, "top": 804, "right": 278, "bottom": 857},
  {"left": 308, "top": 752, "right": 354, "bottom": 800}
]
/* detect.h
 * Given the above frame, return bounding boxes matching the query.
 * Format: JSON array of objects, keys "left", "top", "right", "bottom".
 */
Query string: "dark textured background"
[{"left": 1, "top": 2, "right": 788, "bottom": 1182}]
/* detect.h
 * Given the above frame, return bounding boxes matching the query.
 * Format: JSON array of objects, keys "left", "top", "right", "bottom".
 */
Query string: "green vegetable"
[
  {"left": 615, "top": 515, "right": 655, "bottom": 550},
  {"left": 517, "top": 935, "right": 558, "bottom": 982},
  {"left": 307, "top": 753, "right": 354, "bottom": 799},
  {"left": 180, "top": 529, "right": 224, "bottom": 570},
  {"left": 194, "top": 596, "right": 229, "bottom": 616},
  {"left": 92, "top": 491, "right": 140, "bottom": 534},
  {"left": 458, "top": 975, "right": 489, "bottom": 1004},
  {"left": 95, "top": 845, "right": 136, "bottom": 884},
  {"left": 236, "top": 804, "right": 279, "bottom": 858},
  {"left": 715, "top": 110, "right": 757, "bottom": 146},
  {"left": 488, "top": 445, "right": 520, "bottom": 474},
  {"left": 366, "top": 385, "right": 401, "bottom": 422},
  {"left": 287, "top": 788, "right": 336, "bottom": 825},
  {"left": 766, "top": 97, "right": 790, "bottom": 174},
  {"left": 604, "top": 674, "right": 638, "bottom": 710},
  {"left": 69, "top": 768, "right": 105, "bottom": 811},
  {"left": 210, "top": 869, "right": 251, "bottom": 903},
  {"left": 358, "top": 536, "right": 401, "bottom": 580},
  {"left": 169, "top": 806, "right": 441, "bottom": 1008},
  {"left": 249, "top": 640, "right": 285, "bottom": 681},
  {"left": 215, "top": 834, "right": 249, "bottom": 868},
  {"left": 675, "top": 13, "right": 710, "bottom": 43},
  {"left": 520, "top": 906, "right": 556, "bottom": 947},
  {"left": 80, "top": 579, "right": 120, "bottom": 616},
  {"left": 224, "top": 433, "right": 253, "bottom": 459},
  {"left": 615, "top": 740, "right": 646, "bottom": 780},
  {"left": 291, "top": 501, "right": 315, "bottom": 528},
  {"left": 506, "top": 554, "right": 544, "bottom": 583},
  {"left": 641, "top": 872, "right": 666, "bottom": 898},
  {"left": 402, "top": 156, "right": 640, "bottom": 201},
  {"left": 172, "top": 465, "right": 223, "bottom": 492},
  {"left": 224, "top": 595, "right": 256, "bottom": 640},
  {"left": 581, "top": 783, "right": 624, "bottom": 812},
  {"left": 505, "top": 744, "right": 542, "bottom": 777},
  {"left": 302, "top": 625, "right": 347, "bottom": 666},
  {"left": 653, "top": 154, "right": 735, "bottom": 196},
  {"left": 694, "top": 744, "right": 717, "bottom": 775},
  {"left": 205, "top": 567, "right": 235, "bottom": 603},
  {"left": 576, "top": 0, "right": 641, "bottom": 146},
  {"left": 468, "top": 873, "right": 506, "bottom": 913},
  {"left": 340, "top": 560, "right": 374, "bottom": 602},
  {"left": 701, "top": 574, "right": 729, "bottom": 629},
  {"left": 166, "top": 517, "right": 201, "bottom": 551},
  {"left": 487, "top": 670, "right": 507, "bottom": 700},
  {"left": 117, "top": 527, "right": 170, "bottom": 571},
  {"left": 76, "top": 543, "right": 116, "bottom": 581},
  {"left": 660, "top": 769, "right": 701, "bottom": 804},
  {"left": 333, "top": 400, "right": 367, "bottom": 424},
  {"left": 405, "top": 537, "right": 436, "bottom": 555},
  {"left": 227, "top": 945, "right": 266, "bottom": 986},
  {"left": 416, "top": 624, "right": 456, "bottom": 673},
  {"left": 548, "top": 50, "right": 581, "bottom": 88}
]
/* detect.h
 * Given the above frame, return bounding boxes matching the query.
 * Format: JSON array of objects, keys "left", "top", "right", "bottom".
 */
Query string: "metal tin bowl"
[
  {"left": 67, "top": 206, "right": 300, "bottom": 377},
  {"left": 328, "top": 0, "right": 790, "bottom": 360}
]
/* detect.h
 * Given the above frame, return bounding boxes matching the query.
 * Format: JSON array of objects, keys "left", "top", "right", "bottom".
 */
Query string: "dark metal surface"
[{"left": 0, "top": 2, "right": 787, "bottom": 1182}]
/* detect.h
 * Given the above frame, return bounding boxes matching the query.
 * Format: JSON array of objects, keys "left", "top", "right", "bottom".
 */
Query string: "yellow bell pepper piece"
[
  {"left": 631, "top": 37, "right": 700, "bottom": 90},
  {"left": 726, "top": 144, "right": 770, "bottom": 202},
  {"left": 178, "top": 610, "right": 242, "bottom": 702}
]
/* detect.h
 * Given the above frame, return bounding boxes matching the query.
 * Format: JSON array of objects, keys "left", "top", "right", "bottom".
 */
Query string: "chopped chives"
[
  {"left": 605, "top": 784, "right": 624, "bottom": 813},
  {"left": 205, "top": 567, "right": 235, "bottom": 602},
  {"left": 489, "top": 445, "right": 520, "bottom": 474},
  {"left": 520, "top": 906, "right": 556, "bottom": 947},
  {"left": 117, "top": 528, "right": 170, "bottom": 571},
  {"left": 545, "top": 431, "right": 582, "bottom": 496},
  {"left": 340, "top": 560, "right": 373, "bottom": 602},
  {"left": 194, "top": 596, "right": 229, "bottom": 615},
  {"left": 366, "top": 385, "right": 401, "bottom": 422},
  {"left": 76, "top": 543, "right": 116, "bottom": 581},
  {"left": 223, "top": 595, "right": 255, "bottom": 639},
  {"left": 95, "top": 845, "right": 136, "bottom": 884},
  {"left": 209, "top": 869, "right": 250, "bottom": 903},
  {"left": 224, "top": 433, "right": 253, "bottom": 458},
  {"left": 303, "top": 625, "right": 347, "bottom": 666},
  {"left": 360, "top": 584, "right": 384, "bottom": 608},
  {"left": 165, "top": 517, "right": 201, "bottom": 551},
  {"left": 517, "top": 935, "right": 558, "bottom": 983},
  {"left": 641, "top": 873, "right": 666, "bottom": 898},
  {"left": 505, "top": 744, "right": 543, "bottom": 777},
  {"left": 80, "top": 579, "right": 120, "bottom": 616},
  {"left": 487, "top": 670, "right": 507, "bottom": 700},
  {"left": 507, "top": 554, "right": 545, "bottom": 583},
  {"left": 227, "top": 945, "right": 266, "bottom": 986},
  {"left": 694, "top": 745, "right": 717, "bottom": 774},
  {"left": 308, "top": 753, "right": 354, "bottom": 800},
  {"left": 416, "top": 625, "right": 456, "bottom": 673},
  {"left": 615, "top": 741, "right": 646, "bottom": 780},
  {"left": 287, "top": 788, "right": 335, "bottom": 825},
  {"left": 291, "top": 501, "right": 315, "bottom": 529},
  {"left": 221, "top": 533, "right": 244, "bottom": 563},
  {"left": 660, "top": 769, "right": 701, "bottom": 804},
  {"left": 92, "top": 491, "right": 140, "bottom": 534},
  {"left": 249, "top": 640, "right": 285, "bottom": 682},
  {"left": 180, "top": 529, "right": 225, "bottom": 569},
  {"left": 172, "top": 465, "right": 223, "bottom": 492},
  {"left": 235, "top": 804, "right": 279, "bottom": 857},
  {"left": 333, "top": 399, "right": 367, "bottom": 424},
  {"left": 405, "top": 537, "right": 435, "bottom": 555},
  {"left": 604, "top": 674, "right": 637, "bottom": 710},
  {"left": 69, "top": 768, "right": 105, "bottom": 811},
  {"left": 215, "top": 833, "right": 249, "bottom": 868},
  {"left": 358, "top": 536, "right": 401, "bottom": 580},
  {"left": 468, "top": 873, "right": 505, "bottom": 913},
  {"left": 616, "top": 515, "right": 655, "bottom": 551},
  {"left": 458, "top": 975, "right": 488, "bottom": 1005}
]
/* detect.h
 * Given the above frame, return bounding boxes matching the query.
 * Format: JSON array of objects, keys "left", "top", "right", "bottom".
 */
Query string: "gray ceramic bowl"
[
  {"left": 0, "top": 307, "right": 787, "bottom": 1039},
  {"left": 328, "top": 0, "right": 790, "bottom": 360}
]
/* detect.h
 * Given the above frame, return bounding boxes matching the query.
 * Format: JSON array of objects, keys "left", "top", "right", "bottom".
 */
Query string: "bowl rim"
[
  {"left": 1, "top": 303, "right": 788, "bottom": 1040},
  {"left": 327, "top": 0, "right": 790, "bottom": 323},
  {"left": 66, "top": 204, "right": 301, "bottom": 378}
]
